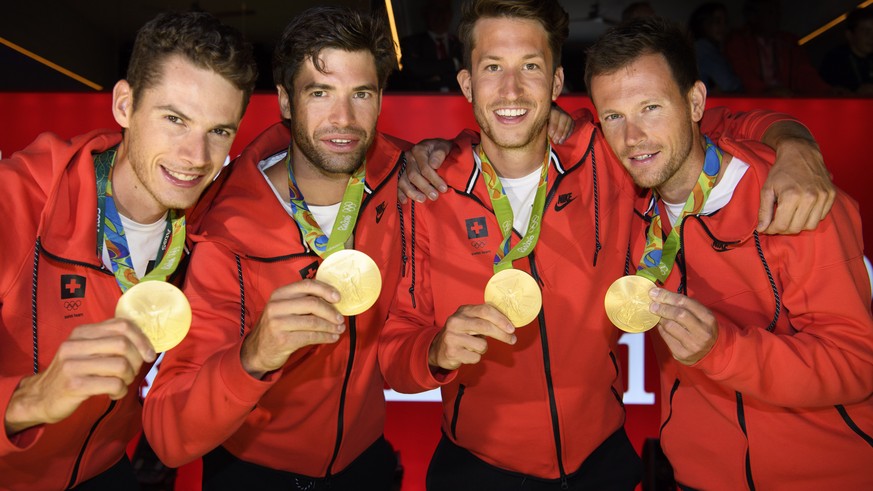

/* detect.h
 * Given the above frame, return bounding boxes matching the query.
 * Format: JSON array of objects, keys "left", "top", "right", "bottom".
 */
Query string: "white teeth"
[
  {"left": 166, "top": 169, "right": 198, "bottom": 181},
  {"left": 632, "top": 154, "right": 653, "bottom": 160},
  {"left": 495, "top": 108, "right": 527, "bottom": 117},
  {"left": 330, "top": 139, "right": 352, "bottom": 144}
]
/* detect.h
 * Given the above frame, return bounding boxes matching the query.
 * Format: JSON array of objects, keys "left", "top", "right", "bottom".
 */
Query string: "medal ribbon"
[
  {"left": 637, "top": 136, "right": 723, "bottom": 284},
  {"left": 94, "top": 148, "right": 186, "bottom": 292},
  {"left": 477, "top": 143, "right": 551, "bottom": 274},
  {"left": 286, "top": 150, "right": 366, "bottom": 258}
]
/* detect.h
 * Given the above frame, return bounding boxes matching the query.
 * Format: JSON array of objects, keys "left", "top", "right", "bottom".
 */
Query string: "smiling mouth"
[
  {"left": 494, "top": 108, "right": 528, "bottom": 118},
  {"left": 164, "top": 167, "right": 201, "bottom": 182}
]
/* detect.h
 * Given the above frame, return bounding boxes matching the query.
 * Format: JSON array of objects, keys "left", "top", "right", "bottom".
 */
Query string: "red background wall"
[{"left": 1, "top": 93, "right": 871, "bottom": 490}]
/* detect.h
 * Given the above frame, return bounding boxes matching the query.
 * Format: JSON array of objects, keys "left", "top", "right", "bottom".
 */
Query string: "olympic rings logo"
[
  {"left": 470, "top": 240, "right": 487, "bottom": 249},
  {"left": 64, "top": 300, "right": 82, "bottom": 311}
]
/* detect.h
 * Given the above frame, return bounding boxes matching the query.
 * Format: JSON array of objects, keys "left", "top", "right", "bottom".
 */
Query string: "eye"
[
  {"left": 311, "top": 90, "right": 326, "bottom": 98},
  {"left": 484, "top": 64, "right": 500, "bottom": 72},
  {"left": 602, "top": 113, "right": 622, "bottom": 122},
  {"left": 353, "top": 91, "right": 372, "bottom": 99},
  {"left": 166, "top": 115, "right": 183, "bottom": 124},
  {"left": 643, "top": 104, "right": 660, "bottom": 112},
  {"left": 523, "top": 63, "right": 539, "bottom": 71},
  {"left": 210, "top": 128, "right": 231, "bottom": 137}
]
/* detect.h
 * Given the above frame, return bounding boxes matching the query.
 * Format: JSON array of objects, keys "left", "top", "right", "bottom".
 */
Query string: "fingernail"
[
  {"left": 428, "top": 192, "right": 438, "bottom": 200},
  {"left": 336, "top": 322, "right": 346, "bottom": 332},
  {"left": 332, "top": 292, "right": 341, "bottom": 302},
  {"left": 649, "top": 287, "right": 660, "bottom": 298},
  {"left": 439, "top": 185, "right": 448, "bottom": 193},
  {"left": 146, "top": 349, "right": 157, "bottom": 361},
  {"left": 336, "top": 313, "right": 344, "bottom": 322},
  {"left": 416, "top": 195, "right": 426, "bottom": 203},
  {"left": 510, "top": 335, "right": 517, "bottom": 345}
]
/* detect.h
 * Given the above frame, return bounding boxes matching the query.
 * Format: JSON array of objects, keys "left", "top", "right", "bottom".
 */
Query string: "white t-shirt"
[
  {"left": 101, "top": 212, "right": 168, "bottom": 278},
  {"left": 662, "top": 158, "right": 750, "bottom": 227},
  {"left": 260, "top": 155, "right": 341, "bottom": 237},
  {"left": 473, "top": 151, "right": 543, "bottom": 234}
]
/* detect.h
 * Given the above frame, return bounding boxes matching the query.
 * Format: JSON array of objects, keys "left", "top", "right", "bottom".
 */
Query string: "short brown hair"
[
  {"left": 272, "top": 6, "right": 397, "bottom": 100},
  {"left": 126, "top": 11, "right": 257, "bottom": 110},
  {"left": 457, "top": 0, "right": 569, "bottom": 71},
  {"left": 585, "top": 16, "right": 698, "bottom": 96}
]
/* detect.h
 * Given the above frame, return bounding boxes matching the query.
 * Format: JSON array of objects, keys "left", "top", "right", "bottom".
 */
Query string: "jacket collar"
[
  {"left": 39, "top": 129, "right": 123, "bottom": 265},
  {"left": 441, "top": 124, "right": 598, "bottom": 208},
  {"left": 190, "top": 122, "right": 402, "bottom": 257}
]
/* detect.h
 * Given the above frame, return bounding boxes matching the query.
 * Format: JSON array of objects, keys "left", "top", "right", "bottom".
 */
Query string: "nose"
[
  {"left": 329, "top": 97, "right": 354, "bottom": 127},
  {"left": 624, "top": 118, "right": 647, "bottom": 148},
  {"left": 499, "top": 70, "right": 522, "bottom": 100},
  {"left": 180, "top": 132, "right": 210, "bottom": 167}
]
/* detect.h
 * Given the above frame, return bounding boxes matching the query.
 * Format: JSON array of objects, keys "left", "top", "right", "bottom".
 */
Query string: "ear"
[
  {"left": 376, "top": 89, "right": 383, "bottom": 116},
  {"left": 552, "top": 66, "right": 565, "bottom": 101},
  {"left": 277, "top": 85, "right": 292, "bottom": 120},
  {"left": 689, "top": 80, "right": 707, "bottom": 124},
  {"left": 457, "top": 69, "right": 473, "bottom": 102},
  {"left": 112, "top": 80, "right": 133, "bottom": 129}
]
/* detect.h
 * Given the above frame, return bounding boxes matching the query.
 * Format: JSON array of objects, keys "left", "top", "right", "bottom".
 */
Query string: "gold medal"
[
  {"left": 484, "top": 269, "right": 542, "bottom": 327},
  {"left": 315, "top": 249, "right": 382, "bottom": 316},
  {"left": 604, "top": 275, "right": 660, "bottom": 333},
  {"left": 115, "top": 281, "right": 192, "bottom": 352}
]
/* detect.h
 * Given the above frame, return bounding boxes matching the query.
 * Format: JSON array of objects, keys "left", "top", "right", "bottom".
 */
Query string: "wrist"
[{"left": 5, "top": 376, "right": 47, "bottom": 435}]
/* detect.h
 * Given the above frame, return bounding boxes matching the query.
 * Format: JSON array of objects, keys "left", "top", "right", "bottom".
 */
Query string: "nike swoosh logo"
[
  {"left": 554, "top": 197, "right": 576, "bottom": 212},
  {"left": 376, "top": 209, "right": 386, "bottom": 223}
]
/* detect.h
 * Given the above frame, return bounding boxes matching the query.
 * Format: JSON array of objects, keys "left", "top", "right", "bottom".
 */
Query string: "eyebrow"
[
  {"left": 156, "top": 104, "right": 239, "bottom": 132},
  {"left": 302, "top": 82, "right": 378, "bottom": 92}
]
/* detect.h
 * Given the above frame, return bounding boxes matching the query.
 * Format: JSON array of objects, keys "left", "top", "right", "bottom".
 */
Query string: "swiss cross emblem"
[
  {"left": 465, "top": 217, "right": 488, "bottom": 239},
  {"left": 61, "top": 274, "right": 86, "bottom": 299},
  {"left": 299, "top": 261, "right": 319, "bottom": 280}
]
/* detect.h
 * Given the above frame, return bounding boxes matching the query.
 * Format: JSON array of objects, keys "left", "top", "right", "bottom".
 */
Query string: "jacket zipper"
[
  {"left": 66, "top": 400, "right": 117, "bottom": 489},
  {"left": 529, "top": 252, "right": 568, "bottom": 487},
  {"left": 450, "top": 384, "right": 466, "bottom": 440},
  {"left": 325, "top": 313, "right": 357, "bottom": 480}
]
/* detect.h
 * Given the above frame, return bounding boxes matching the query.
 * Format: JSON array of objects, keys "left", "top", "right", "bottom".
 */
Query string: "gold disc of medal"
[
  {"left": 115, "top": 280, "right": 192, "bottom": 352},
  {"left": 315, "top": 249, "right": 382, "bottom": 316},
  {"left": 484, "top": 269, "right": 542, "bottom": 327},
  {"left": 604, "top": 275, "right": 660, "bottom": 333}
]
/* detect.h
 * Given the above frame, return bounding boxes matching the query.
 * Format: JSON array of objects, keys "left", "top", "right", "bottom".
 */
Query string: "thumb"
[{"left": 757, "top": 187, "right": 776, "bottom": 232}]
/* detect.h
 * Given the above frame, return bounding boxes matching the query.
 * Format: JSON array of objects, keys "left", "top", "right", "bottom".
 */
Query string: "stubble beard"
[{"left": 292, "top": 120, "right": 371, "bottom": 177}]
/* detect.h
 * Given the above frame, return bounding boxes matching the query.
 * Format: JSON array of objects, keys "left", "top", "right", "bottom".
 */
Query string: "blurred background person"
[
  {"left": 725, "top": 0, "right": 832, "bottom": 96},
  {"left": 690, "top": 2, "right": 743, "bottom": 93},
  {"left": 394, "top": 0, "right": 462, "bottom": 92},
  {"left": 820, "top": 6, "right": 873, "bottom": 96}
]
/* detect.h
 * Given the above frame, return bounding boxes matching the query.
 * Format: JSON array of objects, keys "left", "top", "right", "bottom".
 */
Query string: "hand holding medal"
[
  {"left": 288, "top": 158, "right": 381, "bottom": 317},
  {"left": 605, "top": 137, "right": 724, "bottom": 333}
]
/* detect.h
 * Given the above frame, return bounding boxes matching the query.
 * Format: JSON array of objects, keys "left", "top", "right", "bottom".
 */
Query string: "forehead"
[
  {"left": 591, "top": 53, "right": 678, "bottom": 102},
  {"left": 470, "top": 17, "right": 551, "bottom": 59},
  {"left": 138, "top": 54, "right": 244, "bottom": 118},
  {"left": 293, "top": 48, "right": 378, "bottom": 89}
]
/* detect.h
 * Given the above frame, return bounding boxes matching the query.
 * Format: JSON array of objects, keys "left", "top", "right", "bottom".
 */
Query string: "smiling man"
[
  {"left": 378, "top": 0, "right": 839, "bottom": 490},
  {"left": 142, "top": 7, "right": 409, "bottom": 491},
  {"left": 587, "top": 16, "right": 873, "bottom": 490},
  {"left": 0, "top": 11, "right": 256, "bottom": 491}
]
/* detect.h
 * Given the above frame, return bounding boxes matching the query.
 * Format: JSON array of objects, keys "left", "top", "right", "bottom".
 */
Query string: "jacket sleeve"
[
  {"left": 697, "top": 190, "right": 873, "bottom": 407},
  {"left": 142, "top": 240, "right": 279, "bottom": 467},
  {"left": 378, "top": 199, "right": 456, "bottom": 393},
  {"left": 700, "top": 107, "right": 795, "bottom": 143}
]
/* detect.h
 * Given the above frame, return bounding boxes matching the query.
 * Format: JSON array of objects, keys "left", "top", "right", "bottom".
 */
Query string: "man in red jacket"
[
  {"left": 381, "top": 0, "right": 837, "bottom": 490},
  {"left": 587, "top": 17, "right": 873, "bottom": 490},
  {"left": 0, "top": 11, "right": 256, "bottom": 491},
  {"left": 142, "top": 7, "right": 407, "bottom": 490}
]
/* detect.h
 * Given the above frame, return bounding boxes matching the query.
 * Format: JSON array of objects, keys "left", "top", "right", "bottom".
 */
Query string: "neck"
[
  {"left": 110, "top": 147, "right": 168, "bottom": 224},
  {"left": 655, "top": 135, "right": 709, "bottom": 204},
  {"left": 479, "top": 134, "right": 548, "bottom": 179},
  {"left": 290, "top": 147, "right": 356, "bottom": 206}
]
